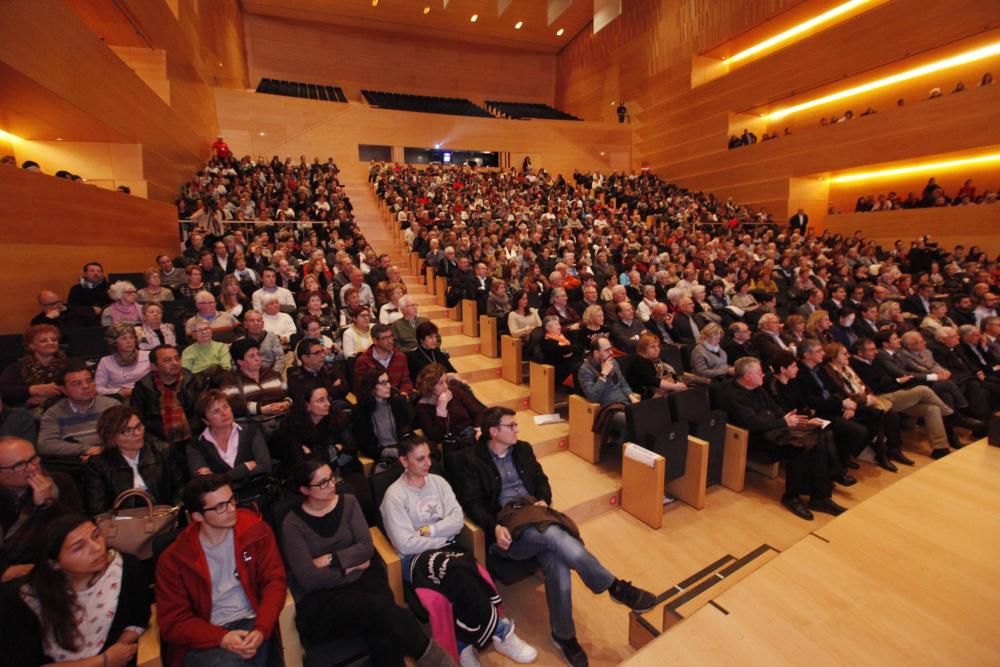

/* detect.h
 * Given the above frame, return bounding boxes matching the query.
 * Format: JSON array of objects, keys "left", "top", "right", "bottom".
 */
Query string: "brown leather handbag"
[{"left": 95, "top": 489, "right": 180, "bottom": 560}]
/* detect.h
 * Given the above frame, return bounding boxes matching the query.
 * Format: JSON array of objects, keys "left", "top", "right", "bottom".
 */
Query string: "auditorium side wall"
[
  {"left": 243, "top": 14, "right": 556, "bottom": 106},
  {"left": 213, "top": 89, "right": 631, "bottom": 181},
  {"left": 0, "top": 170, "right": 179, "bottom": 335}
]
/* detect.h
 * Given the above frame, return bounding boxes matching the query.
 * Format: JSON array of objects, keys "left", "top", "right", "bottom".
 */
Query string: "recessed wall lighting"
[
  {"left": 259, "top": 131, "right": 266, "bottom": 136},
  {"left": 767, "top": 40, "right": 1000, "bottom": 120},
  {"left": 56, "top": 137, "right": 63, "bottom": 141},
  {"left": 556, "top": 28, "right": 565, "bottom": 36},
  {"left": 470, "top": 14, "right": 478, "bottom": 22},
  {"left": 371, "top": 0, "right": 378, "bottom": 6},
  {"left": 514, "top": 21, "right": 523, "bottom": 29},
  {"left": 423, "top": 6, "right": 430, "bottom": 14},
  {"left": 829, "top": 153, "right": 1000, "bottom": 184}
]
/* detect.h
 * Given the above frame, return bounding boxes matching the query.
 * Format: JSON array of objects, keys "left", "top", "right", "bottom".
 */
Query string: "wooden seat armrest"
[
  {"left": 370, "top": 527, "right": 404, "bottom": 606},
  {"left": 457, "top": 518, "right": 487, "bottom": 564}
]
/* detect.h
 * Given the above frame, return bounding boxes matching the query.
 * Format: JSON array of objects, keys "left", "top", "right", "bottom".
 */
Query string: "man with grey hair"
[
  {"left": 884, "top": 331, "right": 969, "bottom": 418},
  {"left": 980, "top": 315, "right": 1000, "bottom": 359},
  {"left": 928, "top": 326, "right": 997, "bottom": 421},
  {"left": 391, "top": 295, "right": 428, "bottom": 352},
  {"left": 724, "top": 357, "right": 844, "bottom": 520}
]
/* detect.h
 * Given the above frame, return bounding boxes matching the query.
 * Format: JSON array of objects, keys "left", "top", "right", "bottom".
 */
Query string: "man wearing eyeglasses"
[
  {"left": 287, "top": 337, "right": 351, "bottom": 409},
  {"left": 354, "top": 323, "right": 414, "bottom": 397},
  {"left": 156, "top": 474, "right": 287, "bottom": 667},
  {"left": 453, "top": 406, "right": 655, "bottom": 667},
  {"left": 30, "top": 289, "right": 99, "bottom": 331},
  {"left": 0, "top": 436, "right": 82, "bottom": 583}
]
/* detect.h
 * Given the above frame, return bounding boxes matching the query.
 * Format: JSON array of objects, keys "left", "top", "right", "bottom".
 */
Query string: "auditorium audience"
[{"left": 7, "top": 150, "right": 1000, "bottom": 662}]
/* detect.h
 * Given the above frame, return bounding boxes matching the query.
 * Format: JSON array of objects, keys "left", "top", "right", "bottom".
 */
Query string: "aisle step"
[
  {"left": 451, "top": 354, "right": 503, "bottom": 383},
  {"left": 546, "top": 451, "right": 623, "bottom": 524},
  {"left": 440, "top": 333, "right": 482, "bottom": 358},
  {"left": 467, "top": 378, "right": 532, "bottom": 411}
]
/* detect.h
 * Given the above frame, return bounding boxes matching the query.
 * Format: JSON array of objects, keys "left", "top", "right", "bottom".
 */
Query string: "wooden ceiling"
[{"left": 240, "top": 0, "right": 596, "bottom": 53}]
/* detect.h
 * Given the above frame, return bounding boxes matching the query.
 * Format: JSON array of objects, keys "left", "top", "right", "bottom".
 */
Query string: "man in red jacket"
[{"left": 156, "top": 475, "right": 287, "bottom": 666}]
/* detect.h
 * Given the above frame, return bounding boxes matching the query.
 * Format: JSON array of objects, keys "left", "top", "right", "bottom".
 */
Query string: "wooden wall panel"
[
  {"left": 0, "top": 0, "right": 215, "bottom": 203},
  {"left": 214, "top": 90, "right": 631, "bottom": 182},
  {"left": 555, "top": 0, "right": 798, "bottom": 121},
  {"left": 243, "top": 14, "right": 556, "bottom": 104},
  {"left": 0, "top": 169, "right": 178, "bottom": 334},
  {"left": 821, "top": 206, "right": 1000, "bottom": 256}
]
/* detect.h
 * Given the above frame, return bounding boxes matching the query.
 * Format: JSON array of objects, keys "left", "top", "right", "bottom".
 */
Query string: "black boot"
[
  {"left": 953, "top": 413, "right": 986, "bottom": 438},
  {"left": 874, "top": 440, "right": 898, "bottom": 472},
  {"left": 944, "top": 417, "right": 965, "bottom": 449},
  {"left": 889, "top": 449, "right": 915, "bottom": 466}
]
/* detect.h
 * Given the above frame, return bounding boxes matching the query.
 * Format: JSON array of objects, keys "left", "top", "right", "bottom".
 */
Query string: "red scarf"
[{"left": 154, "top": 373, "right": 192, "bottom": 442}]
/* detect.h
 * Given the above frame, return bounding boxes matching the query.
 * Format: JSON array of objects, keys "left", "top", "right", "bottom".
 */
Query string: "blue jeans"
[
  {"left": 183, "top": 617, "right": 269, "bottom": 667},
  {"left": 492, "top": 525, "right": 615, "bottom": 639}
]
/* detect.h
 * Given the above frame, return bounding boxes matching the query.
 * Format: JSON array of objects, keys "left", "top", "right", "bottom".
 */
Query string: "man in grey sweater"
[{"left": 37, "top": 361, "right": 119, "bottom": 459}]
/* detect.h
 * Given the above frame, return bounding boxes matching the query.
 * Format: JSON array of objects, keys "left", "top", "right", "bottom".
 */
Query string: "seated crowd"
[
  {"left": 843, "top": 177, "right": 998, "bottom": 213},
  {"left": 375, "top": 161, "right": 1000, "bottom": 519},
  {"left": 2, "top": 153, "right": 999, "bottom": 667}
]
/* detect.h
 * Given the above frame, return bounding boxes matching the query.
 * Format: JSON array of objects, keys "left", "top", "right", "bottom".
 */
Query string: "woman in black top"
[
  {"left": 574, "top": 305, "right": 611, "bottom": 351},
  {"left": 351, "top": 369, "right": 414, "bottom": 472},
  {"left": 1, "top": 513, "right": 150, "bottom": 666},
  {"left": 407, "top": 321, "right": 458, "bottom": 383},
  {"left": 83, "top": 405, "right": 183, "bottom": 516},
  {"left": 279, "top": 460, "right": 451, "bottom": 667},
  {"left": 280, "top": 383, "right": 374, "bottom": 523},
  {"left": 625, "top": 332, "right": 688, "bottom": 399}
]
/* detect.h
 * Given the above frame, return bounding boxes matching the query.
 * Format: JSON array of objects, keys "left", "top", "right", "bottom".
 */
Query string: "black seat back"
[
  {"left": 64, "top": 326, "right": 108, "bottom": 361},
  {"left": 626, "top": 397, "right": 689, "bottom": 481},
  {"left": 661, "top": 344, "right": 685, "bottom": 373},
  {"left": 668, "top": 386, "right": 727, "bottom": 485}
]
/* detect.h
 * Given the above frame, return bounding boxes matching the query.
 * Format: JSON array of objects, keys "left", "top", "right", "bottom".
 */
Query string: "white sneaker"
[
  {"left": 493, "top": 622, "right": 538, "bottom": 663},
  {"left": 460, "top": 644, "right": 483, "bottom": 667}
]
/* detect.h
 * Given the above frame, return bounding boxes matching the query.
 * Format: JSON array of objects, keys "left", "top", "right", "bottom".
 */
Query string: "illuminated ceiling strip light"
[
  {"left": 767, "top": 41, "right": 1000, "bottom": 120},
  {"left": 0, "top": 129, "right": 20, "bottom": 142},
  {"left": 829, "top": 153, "right": 1000, "bottom": 183},
  {"left": 729, "top": 0, "right": 873, "bottom": 64}
]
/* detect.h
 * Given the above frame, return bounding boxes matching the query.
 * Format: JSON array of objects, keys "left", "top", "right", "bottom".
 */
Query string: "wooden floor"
[
  {"left": 622, "top": 440, "right": 1000, "bottom": 667},
  {"left": 345, "top": 179, "right": 998, "bottom": 667}
]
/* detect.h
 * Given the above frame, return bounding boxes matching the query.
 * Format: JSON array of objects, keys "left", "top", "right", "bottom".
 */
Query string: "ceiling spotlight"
[
  {"left": 371, "top": 0, "right": 378, "bottom": 6},
  {"left": 423, "top": 6, "right": 430, "bottom": 14},
  {"left": 514, "top": 21, "right": 523, "bottom": 29},
  {"left": 470, "top": 14, "right": 478, "bottom": 22},
  {"left": 556, "top": 28, "right": 564, "bottom": 36},
  {"left": 434, "top": 143, "right": 441, "bottom": 149},
  {"left": 56, "top": 137, "right": 63, "bottom": 141},
  {"left": 259, "top": 131, "right": 266, "bottom": 136}
]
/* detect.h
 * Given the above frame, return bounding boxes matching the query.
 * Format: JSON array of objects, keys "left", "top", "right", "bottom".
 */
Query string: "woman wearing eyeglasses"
[
  {"left": 351, "top": 370, "right": 414, "bottom": 474},
  {"left": 83, "top": 405, "right": 183, "bottom": 516},
  {"left": 101, "top": 281, "right": 144, "bottom": 327},
  {"left": 280, "top": 459, "right": 456, "bottom": 667}
]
